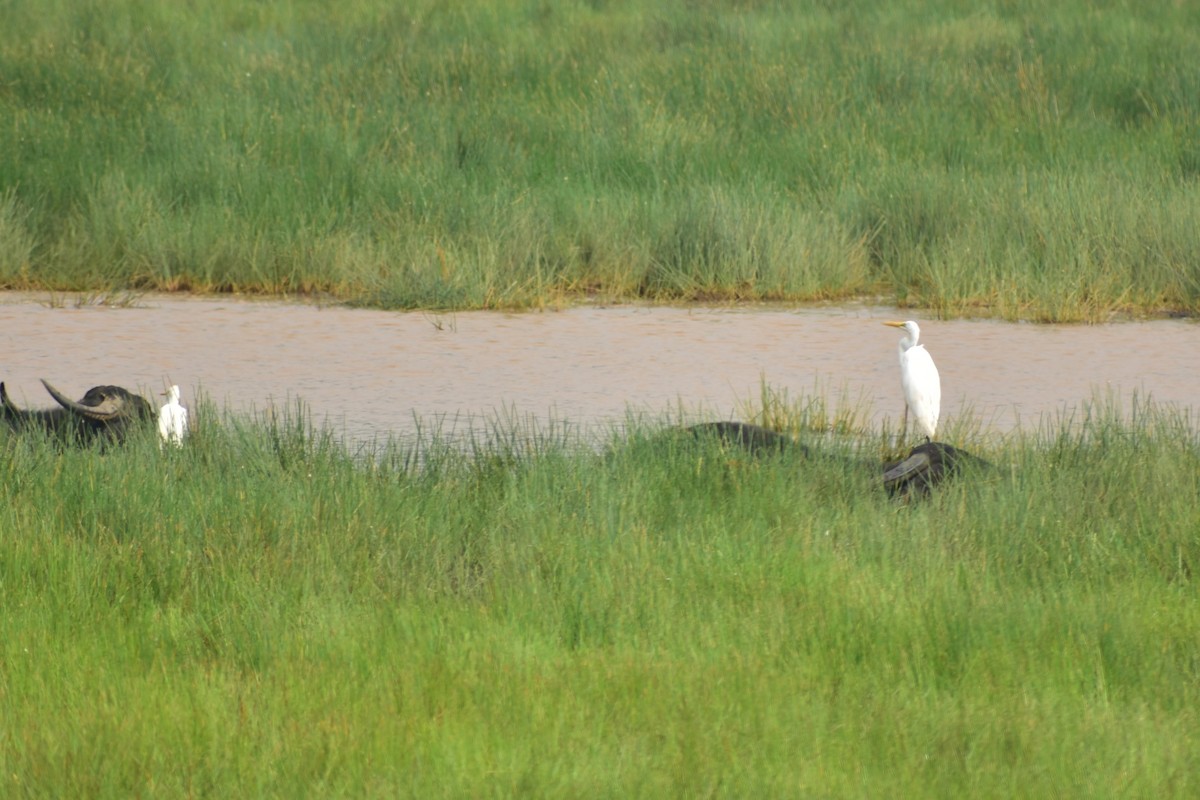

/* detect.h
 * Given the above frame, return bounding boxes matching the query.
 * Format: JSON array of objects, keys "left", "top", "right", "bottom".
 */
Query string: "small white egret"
[
  {"left": 883, "top": 320, "right": 941, "bottom": 441},
  {"left": 158, "top": 384, "right": 188, "bottom": 448}
]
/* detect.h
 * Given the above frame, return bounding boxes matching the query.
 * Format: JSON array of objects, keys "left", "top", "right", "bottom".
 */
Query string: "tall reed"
[
  {"left": 1, "top": 393, "right": 1197, "bottom": 795},
  {"left": 2, "top": 1, "right": 1199, "bottom": 318}
]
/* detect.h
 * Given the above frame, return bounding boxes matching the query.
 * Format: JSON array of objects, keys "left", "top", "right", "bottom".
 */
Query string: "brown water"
[{"left": 2, "top": 293, "right": 1196, "bottom": 444}]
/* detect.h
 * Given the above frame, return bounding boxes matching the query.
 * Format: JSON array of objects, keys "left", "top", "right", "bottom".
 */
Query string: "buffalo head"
[
  {"left": 1, "top": 380, "right": 154, "bottom": 445},
  {"left": 882, "top": 441, "right": 992, "bottom": 499}
]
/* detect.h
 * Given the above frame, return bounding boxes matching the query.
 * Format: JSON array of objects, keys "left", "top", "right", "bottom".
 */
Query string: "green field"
[
  {"left": 4, "top": 2, "right": 1199, "bottom": 794},
  {"left": 1, "top": 395, "right": 1198, "bottom": 796},
  {"left": 3, "top": 0, "right": 1200, "bottom": 319}
]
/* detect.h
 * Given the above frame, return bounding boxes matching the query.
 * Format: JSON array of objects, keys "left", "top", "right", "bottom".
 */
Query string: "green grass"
[
  {"left": 2, "top": 0, "right": 1200, "bottom": 319},
  {"left": 1, "top": 393, "right": 1198, "bottom": 796}
]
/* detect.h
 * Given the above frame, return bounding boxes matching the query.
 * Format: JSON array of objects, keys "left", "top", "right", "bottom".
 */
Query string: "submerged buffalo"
[
  {"left": 685, "top": 421, "right": 991, "bottom": 499},
  {"left": 0, "top": 380, "right": 154, "bottom": 445},
  {"left": 880, "top": 441, "right": 992, "bottom": 498}
]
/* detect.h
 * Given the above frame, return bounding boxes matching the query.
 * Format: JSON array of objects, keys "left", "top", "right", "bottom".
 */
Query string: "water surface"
[{"left": 3, "top": 294, "right": 1195, "bottom": 445}]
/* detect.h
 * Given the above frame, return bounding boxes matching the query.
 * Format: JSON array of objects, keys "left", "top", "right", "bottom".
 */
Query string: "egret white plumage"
[
  {"left": 883, "top": 320, "right": 940, "bottom": 441},
  {"left": 158, "top": 384, "right": 188, "bottom": 447}
]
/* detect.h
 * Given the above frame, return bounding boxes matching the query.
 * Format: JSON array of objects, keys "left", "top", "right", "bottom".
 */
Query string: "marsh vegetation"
[
  {"left": 4, "top": 1, "right": 1199, "bottom": 793},
  {"left": 1, "top": 394, "right": 1198, "bottom": 795},
  {"left": 2, "top": 0, "right": 1199, "bottom": 319}
]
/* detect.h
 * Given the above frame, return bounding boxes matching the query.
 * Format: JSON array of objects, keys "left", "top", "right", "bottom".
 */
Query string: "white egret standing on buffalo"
[
  {"left": 883, "top": 320, "right": 940, "bottom": 441},
  {"left": 158, "top": 384, "right": 188, "bottom": 447}
]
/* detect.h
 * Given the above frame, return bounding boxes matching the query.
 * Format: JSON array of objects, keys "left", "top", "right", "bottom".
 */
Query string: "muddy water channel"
[{"left": 2, "top": 294, "right": 1196, "bottom": 446}]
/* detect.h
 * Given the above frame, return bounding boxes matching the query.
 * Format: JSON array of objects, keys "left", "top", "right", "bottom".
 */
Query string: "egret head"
[
  {"left": 883, "top": 320, "right": 921, "bottom": 345},
  {"left": 161, "top": 385, "right": 181, "bottom": 403}
]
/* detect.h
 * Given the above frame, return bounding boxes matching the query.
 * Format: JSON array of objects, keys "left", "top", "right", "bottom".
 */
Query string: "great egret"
[
  {"left": 883, "top": 320, "right": 940, "bottom": 441},
  {"left": 158, "top": 385, "right": 188, "bottom": 447}
]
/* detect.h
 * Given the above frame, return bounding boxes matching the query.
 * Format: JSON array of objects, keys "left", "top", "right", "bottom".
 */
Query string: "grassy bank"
[
  {"left": 2, "top": 0, "right": 1200, "bottom": 320},
  {"left": 1, "top": 395, "right": 1198, "bottom": 795}
]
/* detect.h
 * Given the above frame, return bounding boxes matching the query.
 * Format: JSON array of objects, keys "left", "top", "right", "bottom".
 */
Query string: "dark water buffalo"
[
  {"left": 686, "top": 421, "right": 991, "bottom": 498},
  {"left": 0, "top": 380, "right": 154, "bottom": 445},
  {"left": 686, "top": 421, "right": 807, "bottom": 456},
  {"left": 880, "top": 441, "right": 992, "bottom": 498}
]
